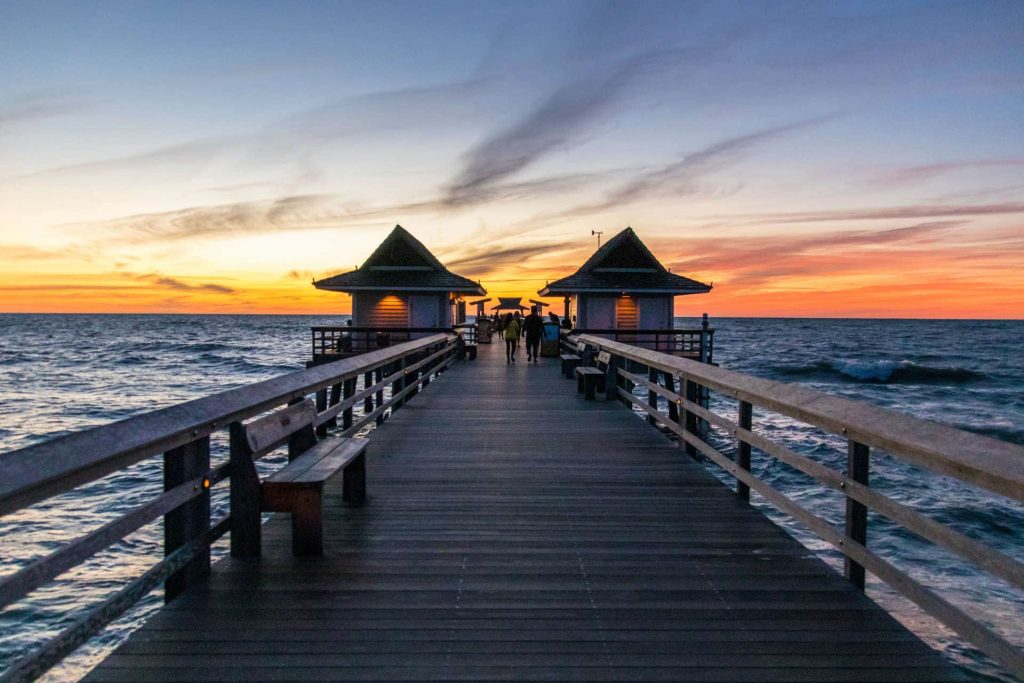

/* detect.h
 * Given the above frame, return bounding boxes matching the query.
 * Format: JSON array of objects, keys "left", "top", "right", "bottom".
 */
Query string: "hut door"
[
  {"left": 638, "top": 297, "right": 669, "bottom": 348},
  {"left": 586, "top": 297, "right": 615, "bottom": 330},
  {"left": 410, "top": 295, "right": 440, "bottom": 338}
]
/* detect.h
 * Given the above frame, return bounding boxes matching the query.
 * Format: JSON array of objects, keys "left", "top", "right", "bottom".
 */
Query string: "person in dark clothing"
[{"left": 523, "top": 306, "right": 543, "bottom": 363}]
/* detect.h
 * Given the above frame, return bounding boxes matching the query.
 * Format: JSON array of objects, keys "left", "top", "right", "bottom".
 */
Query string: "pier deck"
[{"left": 84, "top": 341, "right": 962, "bottom": 682}]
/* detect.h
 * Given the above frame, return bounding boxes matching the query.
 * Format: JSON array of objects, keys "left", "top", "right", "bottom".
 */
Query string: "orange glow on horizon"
[{"left": 2, "top": 222, "right": 1022, "bottom": 319}]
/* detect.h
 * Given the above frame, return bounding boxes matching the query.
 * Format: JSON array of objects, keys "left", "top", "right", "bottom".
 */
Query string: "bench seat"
[
  {"left": 560, "top": 353, "right": 581, "bottom": 378},
  {"left": 262, "top": 437, "right": 367, "bottom": 555},
  {"left": 575, "top": 366, "right": 605, "bottom": 400}
]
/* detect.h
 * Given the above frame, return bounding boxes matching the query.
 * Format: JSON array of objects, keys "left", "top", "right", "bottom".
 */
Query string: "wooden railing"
[
  {"left": 570, "top": 333, "right": 1024, "bottom": 677},
  {"left": 0, "top": 333, "right": 459, "bottom": 682},
  {"left": 568, "top": 324, "right": 713, "bottom": 361},
  {"left": 311, "top": 326, "right": 471, "bottom": 360}
]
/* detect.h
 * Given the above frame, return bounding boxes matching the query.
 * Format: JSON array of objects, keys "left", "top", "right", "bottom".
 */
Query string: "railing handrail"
[
  {"left": 577, "top": 334, "right": 1024, "bottom": 502},
  {"left": 569, "top": 327, "right": 714, "bottom": 334},
  {"left": 310, "top": 325, "right": 454, "bottom": 332},
  {"left": 0, "top": 334, "right": 453, "bottom": 517},
  {"left": 573, "top": 333, "right": 1024, "bottom": 676}
]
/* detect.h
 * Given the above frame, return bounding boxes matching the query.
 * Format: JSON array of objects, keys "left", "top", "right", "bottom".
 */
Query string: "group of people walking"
[{"left": 496, "top": 307, "right": 544, "bottom": 364}]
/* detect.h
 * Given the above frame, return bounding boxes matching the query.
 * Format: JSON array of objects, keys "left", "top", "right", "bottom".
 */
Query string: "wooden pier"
[
  {"left": 2, "top": 333, "right": 1022, "bottom": 681},
  {"left": 89, "top": 342, "right": 956, "bottom": 682}
]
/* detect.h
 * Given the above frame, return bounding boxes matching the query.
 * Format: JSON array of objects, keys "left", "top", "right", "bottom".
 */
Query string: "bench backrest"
[
  {"left": 577, "top": 342, "right": 587, "bottom": 354},
  {"left": 595, "top": 350, "right": 611, "bottom": 367},
  {"left": 242, "top": 399, "right": 318, "bottom": 460}
]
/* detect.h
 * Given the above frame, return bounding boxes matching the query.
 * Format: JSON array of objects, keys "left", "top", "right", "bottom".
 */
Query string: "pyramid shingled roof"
[
  {"left": 313, "top": 225, "right": 486, "bottom": 295},
  {"left": 538, "top": 227, "right": 711, "bottom": 296}
]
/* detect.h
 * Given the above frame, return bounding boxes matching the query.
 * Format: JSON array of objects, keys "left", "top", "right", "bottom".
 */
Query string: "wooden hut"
[
  {"left": 311, "top": 225, "right": 485, "bottom": 358},
  {"left": 538, "top": 227, "right": 712, "bottom": 357}
]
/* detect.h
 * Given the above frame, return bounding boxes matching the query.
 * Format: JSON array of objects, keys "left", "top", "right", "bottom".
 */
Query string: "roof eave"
[
  {"left": 315, "top": 283, "right": 485, "bottom": 295},
  {"left": 539, "top": 286, "right": 711, "bottom": 296}
]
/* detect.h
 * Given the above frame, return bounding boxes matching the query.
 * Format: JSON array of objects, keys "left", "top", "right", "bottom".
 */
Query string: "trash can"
[{"left": 540, "top": 321, "right": 560, "bottom": 357}]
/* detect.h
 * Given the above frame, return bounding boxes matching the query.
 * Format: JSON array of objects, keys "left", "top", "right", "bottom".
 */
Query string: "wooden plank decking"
[{"left": 84, "top": 341, "right": 964, "bottom": 682}]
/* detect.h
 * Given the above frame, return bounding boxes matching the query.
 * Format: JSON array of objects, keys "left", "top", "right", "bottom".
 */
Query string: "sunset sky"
[{"left": 1, "top": 0, "right": 1022, "bottom": 318}]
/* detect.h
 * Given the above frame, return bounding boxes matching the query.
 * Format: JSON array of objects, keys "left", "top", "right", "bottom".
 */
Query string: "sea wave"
[{"left": 776, "top": 359, "right": 986, "bottom": 384}]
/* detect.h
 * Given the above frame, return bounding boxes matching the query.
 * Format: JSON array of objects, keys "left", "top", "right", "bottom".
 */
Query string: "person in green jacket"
[{"left": 503, "top": 313, "right": 520, "bottom": 364}]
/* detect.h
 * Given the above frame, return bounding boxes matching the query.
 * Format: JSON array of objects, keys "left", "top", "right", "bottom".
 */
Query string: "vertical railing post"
[
  {"left": 845, "top": 439, "right": 870, "bottom": 589},
  {"left": 621, "top": 361, "right": 633, "bottom": 406},
  {"left": 682, "top": 378, "right": 699, "bottom": 459},
  {"left": 737, "top": 401, "right": 752, "bottom": 502},
  {"left": 342, "top": 377, "right": 355, "bottom": 429},
  {"left": 605, "top": 353, "right": 620, "bottom": 402},
  {"left": 422, "top": 348, "right": 433, "bottom": 386},
  {"left": 647, "top": 366, "right": 658, "bottom": 426},
  {"left": 163, "top": 436, "right": 211, "bottom": 603},
  {"left": 315, "top": 386, "right": 328, "bottom": 438},
  {"left": 363, "top": 371, "right": 374, "bottom": 414},
  {"left": 665, "top": 372, "right": 679, "bottom": 423},
  {"left": 700, "top": 313, "right": 709, "bottom": 364},
  {"left": 374, "top": 368, "right": 385, "bottom": 425},
  {"left": 228, "top": 422, "right": 261, "bottom": 558},
  {"left": 327, "top": 382, "right": 342, "bottom": 429},
  {"left": 392, "top": 357, "right": 406, "bottom": 412},
  {"left": 408, "top": 353, "right": 420, "bottom": 400}
]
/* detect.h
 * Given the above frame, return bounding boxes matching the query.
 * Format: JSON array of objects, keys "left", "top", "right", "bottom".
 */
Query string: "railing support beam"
[
  {"left": 737, "top": 401, "right": 752, "bottom": 502},
  {"left": 228, "top": 422, "right": 261, "bottom": 558},
  {"left": 845, "top": 439, "right": 870, "bottom": 589},
  {"left": 163, "top": 436, "right": 210, "bottom": 602}
]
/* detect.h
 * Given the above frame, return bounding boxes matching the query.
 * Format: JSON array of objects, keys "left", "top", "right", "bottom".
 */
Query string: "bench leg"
[
  {"left": 577, "top": 373, "right": 584, "bottom": 394},
  {"left": 291, "top": 490, "right": 324, "bottom": 556},
  {"left": 343, "top": 452, "right": 367, "bottom": 505},
  {"left": 568, "top": 360, "right": 579, "bottom": 379},
  {"left": 584, "top": 377, "right": 596, "bottom": 401}
]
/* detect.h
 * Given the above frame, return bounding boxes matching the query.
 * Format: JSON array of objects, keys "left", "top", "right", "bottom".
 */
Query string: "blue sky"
[{"left": 1, "top": 0, "right": 1022, "bottom": 315}]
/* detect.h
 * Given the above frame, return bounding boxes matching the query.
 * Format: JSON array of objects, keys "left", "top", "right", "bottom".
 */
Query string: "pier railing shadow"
[
  {"left": 567, "top": 332, "right": 1024, "bottom": 677},
  {"left": 0, "top": 333, "right": 459, "bottom": 682}
]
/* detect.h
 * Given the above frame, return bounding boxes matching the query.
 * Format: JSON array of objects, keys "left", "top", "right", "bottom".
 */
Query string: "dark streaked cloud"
[
  {"left": 444, "top": 45, "right": 719, "bottom": 207},
  {"left": 127, "top": 272, "right": 235, "bottom": 294},
  {"left": 512, "top": 116, "right": 836, "bottom": 230},
  {"left": 444, "top": 242, "right": 566, "bottom": 273}
]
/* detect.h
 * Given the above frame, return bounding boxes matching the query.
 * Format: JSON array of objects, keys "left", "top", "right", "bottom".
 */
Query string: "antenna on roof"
[{"left": 591, "top": 229, "right": 603, "bottom": 248}]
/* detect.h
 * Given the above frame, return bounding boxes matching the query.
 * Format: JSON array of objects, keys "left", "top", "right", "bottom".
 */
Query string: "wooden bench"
[
  {"left": 560, "top": 353, "right": 581, "bottom": 378},
  {"left": 234, "top": 399, "right": 367, "bottom": 556},
  {"left": 576, "top": 350, "right": 611, "bottom": 400}
]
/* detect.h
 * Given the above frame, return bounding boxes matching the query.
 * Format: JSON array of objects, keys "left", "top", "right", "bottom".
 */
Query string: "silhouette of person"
[{"left": 523, "top": 306, "right": 543, "bottom": 363}]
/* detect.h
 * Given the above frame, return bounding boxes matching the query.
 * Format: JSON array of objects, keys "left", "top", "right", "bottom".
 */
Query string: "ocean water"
[{"left": 0, "top": 314, "right": 1022, "bottom": 680}]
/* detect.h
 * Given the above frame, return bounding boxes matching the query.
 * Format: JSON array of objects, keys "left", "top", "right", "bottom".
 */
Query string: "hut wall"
[{"left": 353, "top": 292, "right": 409, "bottom": 327}]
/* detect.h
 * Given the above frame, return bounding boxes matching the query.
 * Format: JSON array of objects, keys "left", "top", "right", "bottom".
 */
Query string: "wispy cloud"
[
  {"left": 0, "top": 91, "right": 87, "bottom": 133},
  {"left": 657, "top": 220, "right": 1002, "bottom": 289},
  {"left": 865, "top": 158, "right": 1024, "bottom": 188},
  {"left": 83, "top": 194, "right": 374, "bottom": 243},
  {"left": 752, "top": 202, "right": 1024, "bottom": 224}
]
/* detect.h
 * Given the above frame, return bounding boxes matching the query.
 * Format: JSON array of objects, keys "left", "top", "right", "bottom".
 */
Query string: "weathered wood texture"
[{"left": 83, "top": 341, "right": 964, "bottom": 682}]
